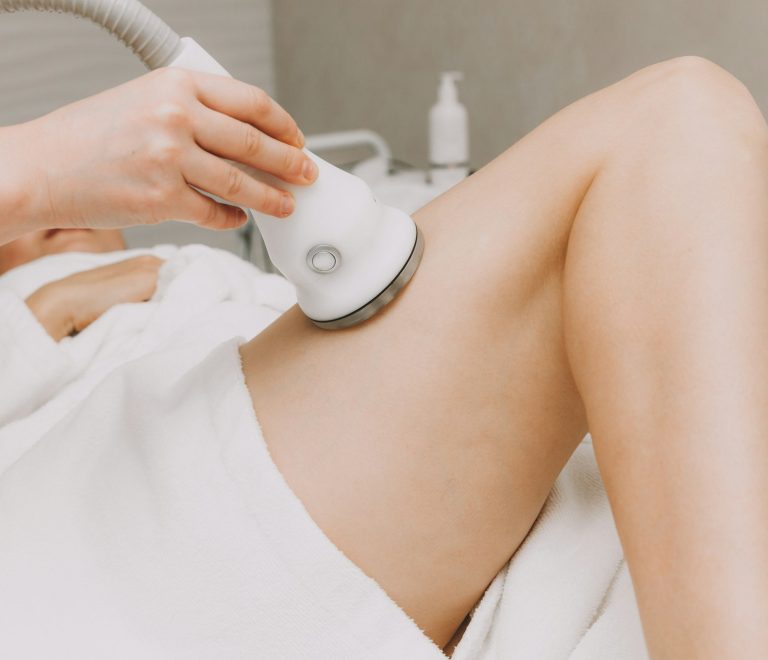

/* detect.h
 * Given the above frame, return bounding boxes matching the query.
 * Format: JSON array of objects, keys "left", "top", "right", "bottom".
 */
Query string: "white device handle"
[{"left": 167, "top": 39, "right": 418, "bottom": 323}]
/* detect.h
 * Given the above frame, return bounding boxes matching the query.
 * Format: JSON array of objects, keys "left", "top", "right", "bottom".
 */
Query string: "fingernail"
[
  {"left": 297, "top": 129, "right": 305, "bottom": 147},
  {"left": 280, "top": 195, "right": 294, "bottom": 217},
  {"left": 302, "top": 159, "right": 317, "bottom": 182}
]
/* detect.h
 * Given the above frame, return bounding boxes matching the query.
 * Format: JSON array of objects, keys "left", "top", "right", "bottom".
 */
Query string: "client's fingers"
[
  {"left": 193, "top": 74, "right": 303, "bottom": 148},
  {"left": 178, "top": 186, "right": 249, "bottom": 231},
  {"left": 183, "top": 149, "right": 294, "bottom": 219},
  {"left": 193, "top": 107, "right": 317, "bottom": 185}
]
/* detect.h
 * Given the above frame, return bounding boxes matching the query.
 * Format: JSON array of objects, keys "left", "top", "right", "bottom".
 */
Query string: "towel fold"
[
  {"left": 454, "top": 438, "right": 649, "bottom": 660},
  {"left": 0, "top": 244, "right": 296, "bottom": 472},
  {"left": 0, "top": 340, "right": 449, "bottom": 659}
]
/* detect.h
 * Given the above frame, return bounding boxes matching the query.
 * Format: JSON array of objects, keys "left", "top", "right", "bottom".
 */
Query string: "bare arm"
[
  {"left": 0, "top": 69, "right": 317, "bottom": 245},
  {"left": 25, "top": 256, "right": 164, "bottom": 341}
]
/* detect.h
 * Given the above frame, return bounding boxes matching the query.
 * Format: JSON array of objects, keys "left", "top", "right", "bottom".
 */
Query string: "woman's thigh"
[{"left": 239, "top": 63, "right": 656, "bottom": 647}]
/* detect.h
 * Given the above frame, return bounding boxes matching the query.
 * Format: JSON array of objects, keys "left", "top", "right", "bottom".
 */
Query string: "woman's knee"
[{"left": 626, "top": 56, "right": 767, "bottom": 143}]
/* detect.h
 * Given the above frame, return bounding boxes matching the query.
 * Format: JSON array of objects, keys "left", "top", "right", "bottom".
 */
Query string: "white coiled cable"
[{"left": 0, "top": 0, "right": 180, "bottom": 69}]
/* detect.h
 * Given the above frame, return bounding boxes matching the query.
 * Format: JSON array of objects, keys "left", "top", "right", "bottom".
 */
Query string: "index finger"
[{"left": 193, "top": 74, "right": 304, "bottom": 148}]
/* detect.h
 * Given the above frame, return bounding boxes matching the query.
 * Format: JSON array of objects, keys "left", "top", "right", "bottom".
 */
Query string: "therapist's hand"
[
  {"left": 7, "top": 68, "right": 317, "bottom": 237},
  {"left": 25, "top": 255, "right": 164, "bottom": 341}
]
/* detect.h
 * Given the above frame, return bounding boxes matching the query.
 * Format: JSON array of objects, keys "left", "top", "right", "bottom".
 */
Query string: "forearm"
[
  {"left": 25, "top": 284, "right": 74, "bottom": 341},
  {"left": 0, "top": 121, "right": 49, "bottom": 246}
]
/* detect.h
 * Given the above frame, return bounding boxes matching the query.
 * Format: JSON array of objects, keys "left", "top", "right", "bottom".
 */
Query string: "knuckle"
[
  {"left": 146, "top": 178, "right": 176, "bottom": 208},
  {"left": 225, "top": 166, "right": 244, "bottom": 197},
  {"left": 265, "top": 188, "right": 284, "bottom": 216},
  {"left": 243, "top": 125, "right": 262, "bottom": 158},
  {"left": 282, "top": 148, "right": 304, "bottom": 179},
  {"left": 151, "top": 101, "right": 191, "bottom": 130},
  {"left": 203, "top": 199, "right": 221, "bottom": 227},
  {"left": 251, "top": 184, "right": 271, "bottom": 213},
  {"left": 155, "top": 67, "right": 195, "bottom": 94},
  {"left": 146, "top": 136, "right": 183, "bottom": 168},
  {"left": 249, "top": 86, "right": 270, "bottom": 116}
]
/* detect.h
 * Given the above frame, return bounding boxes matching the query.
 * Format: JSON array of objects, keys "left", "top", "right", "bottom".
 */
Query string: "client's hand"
[
  {"left": 1, "top": 68, "right": 317, "bottom": 242},
  {"left": 25, "top": 256, "right": 164, "bottom": 341}
]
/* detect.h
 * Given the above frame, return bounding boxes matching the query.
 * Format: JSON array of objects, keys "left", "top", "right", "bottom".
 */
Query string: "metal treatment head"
[{"left": 309, "top": 225, "right": 425, "bottom": 330}]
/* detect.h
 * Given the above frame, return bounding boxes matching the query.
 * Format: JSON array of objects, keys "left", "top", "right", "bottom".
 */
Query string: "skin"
[
  {"left": 0, "top": 68, "right": 317, "bottom": 245},
  {"left": 0, "top": 228, "right": 126, "bottom": 274},
  {"left": 239, "top": 56, "right": 768, "bottom": 658},
  {"left": 0, "top": 229, "right": 162, "bottom": 341},
  {"left": 0, "top": 68, "right": 312, "bottom": 339}
]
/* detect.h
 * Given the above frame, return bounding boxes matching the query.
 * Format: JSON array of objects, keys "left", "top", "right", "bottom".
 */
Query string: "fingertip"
[{"left": 296, "top": 128, "right": 306, "bottom": 149}]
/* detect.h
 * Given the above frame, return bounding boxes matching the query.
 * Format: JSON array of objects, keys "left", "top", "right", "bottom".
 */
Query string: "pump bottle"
[{"left": 428, "top": 71, "right": 469, "bottom": 192}]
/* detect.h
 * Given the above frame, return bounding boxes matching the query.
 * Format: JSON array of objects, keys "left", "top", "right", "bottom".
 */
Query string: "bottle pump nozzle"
[{"left": 438, "top": 71, "right": 464, "bottom": 103}]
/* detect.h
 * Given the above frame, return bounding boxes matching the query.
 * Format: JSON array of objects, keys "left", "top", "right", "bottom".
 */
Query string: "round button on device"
[
  {"left": 306, "top": 245, "right": 341, "bottom": 273},
  {"left": 311, "top": 250, "right": 336, "bottom": 272}
]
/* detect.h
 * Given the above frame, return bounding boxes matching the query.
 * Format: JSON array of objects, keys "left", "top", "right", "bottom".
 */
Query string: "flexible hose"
[{"left": 0, "top": 0, "right": 181, "bottom": 69}]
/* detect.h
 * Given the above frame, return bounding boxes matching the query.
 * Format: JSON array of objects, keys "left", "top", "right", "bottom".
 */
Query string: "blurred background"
[{"left": 1, "top": 0, "right": 767, "bottom": 254}]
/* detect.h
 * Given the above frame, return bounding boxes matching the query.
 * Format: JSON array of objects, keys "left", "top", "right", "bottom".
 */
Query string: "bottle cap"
[{"left": 438, "top": 71, "right": 463, "bottom": 103}]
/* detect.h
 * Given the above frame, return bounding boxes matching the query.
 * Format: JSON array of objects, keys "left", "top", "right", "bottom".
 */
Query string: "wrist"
[
  {"left": 0, "top": 120, "right": 52, "bottom": 243},
  {"left": 25, "top": 283, "right": 74, "bottom": 341}
]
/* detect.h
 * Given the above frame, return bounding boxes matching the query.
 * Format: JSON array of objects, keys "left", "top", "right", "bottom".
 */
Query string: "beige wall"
[{"left": 274, "top": 0, "right": 768, "bottom": 170}]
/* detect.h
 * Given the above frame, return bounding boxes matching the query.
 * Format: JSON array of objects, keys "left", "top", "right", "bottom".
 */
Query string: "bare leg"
[
  {"left": 240, "top": 56, "right": 768, "bottom": 656},
  {"left": 563, "top": 62, "right": 768, "bottom": 657}
]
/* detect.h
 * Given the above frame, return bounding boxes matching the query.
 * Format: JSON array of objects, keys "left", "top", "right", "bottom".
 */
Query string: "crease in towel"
[
  {"left": 0, "top": 244, "right": 296, "bottom": 474},
  {"left": 463, "top": 439, "right": 649, "bottom": 660}
]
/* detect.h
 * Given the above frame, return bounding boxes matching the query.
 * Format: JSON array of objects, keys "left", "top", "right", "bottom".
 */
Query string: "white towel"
[
  {"left": 0, "top": 339, "right": 450, "bottom": 659},
  {"left": 0, "top": 244, "right": 296, "bottom": 472},
  {"left": 454, "top": 438, "right": 649, "bottom": 660}
]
